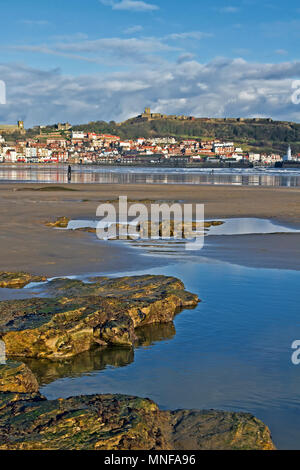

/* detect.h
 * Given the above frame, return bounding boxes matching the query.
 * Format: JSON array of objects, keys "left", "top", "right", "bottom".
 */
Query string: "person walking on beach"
[{"left": 68, "top": 165, "right": 72, "bottom": 182}]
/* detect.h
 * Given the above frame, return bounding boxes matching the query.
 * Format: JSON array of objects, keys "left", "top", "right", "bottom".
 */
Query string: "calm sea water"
[{"left": 1, "top": 164, "right": 300, "bottom": 187}]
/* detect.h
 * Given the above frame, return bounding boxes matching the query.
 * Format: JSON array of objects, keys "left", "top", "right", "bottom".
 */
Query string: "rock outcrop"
[
  {"left": 0, "top": 275, "right": 199, "bottom": 359},
  {"left": 46, "top": 216, "right": 70, "bottom": 228},
  {"left": 46, "top": 216, "right": 224, "bottom": 239},
  {"left": 0, "top": 361, "right": 39, "bottom": 393},
  {"left": 0, "top": 272, "right": 46, "bottom": 289},
  {"left": 0, "top": 390, "right": 275, "bottom": 450},
  {"left": 169, "top": 409, "right": 275, "bottom": 450},
  {"left": 22, "top": 323, "right": 175, "bottom": 387}
]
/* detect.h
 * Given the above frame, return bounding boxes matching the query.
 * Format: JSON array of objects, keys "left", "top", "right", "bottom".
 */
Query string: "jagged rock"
[
  {"left": 74, "top": 227, "right": 97, "bottom": 233},
  {"left": 0, "top": 275, "right": 199, "bottom": 359},
  {"left": 137, "top": 220, "right": 224, "bottom": 239},
  {"left": 20, "top": 323, "right": 175, "bottom": 386},
  {"left": 0, "top": 272, "right": 46, "bottom": 289},
  {"left": 46, "top": 215, "right": 224, "bottom": 239},
  {"left": 0, "top": 391, "right": 275, "bottom": 450},
  {"left": 169, "top": 409, "right": 275, "bottom": 450},
  {"left": 0, "top": 361, "right": 39, "bottom": 393},
  {"left": 70, "top": 220, "right": 224, "bottom": 239},
  {"left": 46, "top": 216, "right": 70, "bottom": 228}
]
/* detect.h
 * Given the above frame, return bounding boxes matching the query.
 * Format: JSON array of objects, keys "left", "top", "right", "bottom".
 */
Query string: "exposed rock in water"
[
  {"left": 74, "top": 227, "right": 97, "bottom": 233},
  {"left": 136, "top": 220, "right": 224, "bottom": 239},
  {"left": 66, "top": 220, "right": 224, "bottom": 239},
  {"left": 21, "top": 323, "right": 175, "bottom": 387},
  {"left": 169, "top": 409, "right": 275, "bottom": 450},
  {"left": 0, "top": 275, "right": 199, "bottom": 359},
  {"left": 0, "top": 272, "right": 46, "bottom": 289},
  {"left": 45, "top": 216, "right": 70, "bottom": 228},
  {"left": 0, "top": 361, "right": 39, "bottom": 393},
  {"left": 0, "top": 390, "right": 275, "bottom": 450},
  {"left": 46, "top": 215, "right": 224, "bottom": 239}
]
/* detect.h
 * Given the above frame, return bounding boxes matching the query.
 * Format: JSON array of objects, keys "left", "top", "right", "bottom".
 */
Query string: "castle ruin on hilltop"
[{"left": 137, "top": 108, "right": 195, "bottom": 122}]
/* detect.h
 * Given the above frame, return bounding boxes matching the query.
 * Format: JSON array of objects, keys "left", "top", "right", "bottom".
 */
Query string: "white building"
[
  {"left": 25, "top": 147, "right": 37, "bottom": 159},
  {"left": 248, "top": 153, "right": 261, "bottom": 163},
  {"left": 2, "top": 147, "right": 17, "bottom": 162},
  {"left": 72, "top": 131, "right": 86, "bottom": 140},
  {"left": 283, "top": 145, "right": 292, "bottom": 162},
  {"left": 213, "top": 142, "right": 235, "bottom": 154}
]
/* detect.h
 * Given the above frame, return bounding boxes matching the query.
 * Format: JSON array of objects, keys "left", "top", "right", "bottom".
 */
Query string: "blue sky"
[{"left": 0, "top": 0, "right": 300, "bottom": 126}]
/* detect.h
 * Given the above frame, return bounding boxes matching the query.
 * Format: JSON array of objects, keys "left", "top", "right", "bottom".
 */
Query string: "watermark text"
[{"left": 96, "top": 196, "right": 205, "bottom": 251}]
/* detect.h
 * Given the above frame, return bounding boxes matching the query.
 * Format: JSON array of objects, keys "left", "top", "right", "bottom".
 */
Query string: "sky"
[{"left": 0, "top": 0, "right": 300, "bottom": 127}]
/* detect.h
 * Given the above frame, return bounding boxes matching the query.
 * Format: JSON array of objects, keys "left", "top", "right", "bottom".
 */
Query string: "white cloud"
[
  {"left": 1, "top": 58, "right": 300, "bottom": 127},
  {"left": 177, "top": 53, "right": 195, "bottom": 64},
  {"left": 124, "top": 25, "right": 143, "bottom": 34},
  {"left": 166, "top": 32, "right": 213, "bottom": 40},
  {"left": 275, "top": 49, "right": 288, "bottom": 55},
  {"left": 55, "top": 37, "right": 173, "bottom": 53},
  {"left": 99, "top": 0, "right": 159, "bottom": 12},
  {"left": 19, "top": 19, "right": 50, "bottom": 26},
  {"left": 219, "top": 6, "right": 239, "bottom": 13},
  {"left": 10, "top": 36, "right": 180, "bottom": 65}
]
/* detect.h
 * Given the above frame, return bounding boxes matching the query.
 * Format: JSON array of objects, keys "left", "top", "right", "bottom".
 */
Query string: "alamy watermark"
[
  {"left": 291, "top": 340, "right": 300, "bottom": 365},
  {"left": 0, "top": 80, "right": 6, "bottom": 105},
  {"left": 291, "top": 80, "right": 300, "bottom": 105},
  {"left": 96, "top": 196, "right": 205, "bottom": 251}
]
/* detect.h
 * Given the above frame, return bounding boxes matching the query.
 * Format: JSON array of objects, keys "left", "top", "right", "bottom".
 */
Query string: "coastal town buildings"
[{"left": 0, "top": 119, "right": 296, "bottom": 166}]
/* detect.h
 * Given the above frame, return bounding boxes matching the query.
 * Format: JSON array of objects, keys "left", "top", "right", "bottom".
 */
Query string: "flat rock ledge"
[
  {"left": 0, "top": 361, "right": 39, "bottom": 393},
  {"left": 0, "top": 272, "right": 46, "bottom": 289},
  {"left": 0, "top": 274, "right": 199, "bottom": 359},
  {"left": 45, "top": 216, "right": 70, "bottom": 228},
  {"left": 0, "top": 387, "right": 275, "bottom": 450},
  {"left": 45, "top": 216, "right": 224, "bottom": 239}
]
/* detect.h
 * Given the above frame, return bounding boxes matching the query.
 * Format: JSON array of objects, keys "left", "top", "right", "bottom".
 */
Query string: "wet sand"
[{"left": 0, "top": 183, "right": 300, "bottom": 275}]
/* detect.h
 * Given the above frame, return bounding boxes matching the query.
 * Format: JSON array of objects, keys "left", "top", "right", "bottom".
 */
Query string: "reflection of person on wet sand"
[{"left": 68, "top": 165, "right": 72, "bottom": 182}]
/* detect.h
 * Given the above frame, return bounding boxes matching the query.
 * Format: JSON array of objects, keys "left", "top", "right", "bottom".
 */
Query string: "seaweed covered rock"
[
  {"left": 46, "top": 216, "right": 70, "bottom": 228},
  {"left": 169, "top": 409, "right": 275, "bottom": 450},
  {"left": 0, "top": 391, "right": 275, "bottom": 450},
  {"left": 0, "top": 272, "right": 46, "bottom": 289},
  {"left": 67, "top": 220, "right": 224, "bottom": 239},
  {"left": 0, "top": 392, "right": 171, "bottom": 450},
  {"left": 21, "top": 324, "right": 175, "bottom": 387},
  {"left": 0, "top": 275, "right": 199, "bottom": 359},
  {"left": 0, "top": 361, "right": 39, "bottom": 393}
]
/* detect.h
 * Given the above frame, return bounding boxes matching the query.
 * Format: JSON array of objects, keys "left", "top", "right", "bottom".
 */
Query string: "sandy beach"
[{"left": 0, "top": 183, "right": 300, "bottom": 275}]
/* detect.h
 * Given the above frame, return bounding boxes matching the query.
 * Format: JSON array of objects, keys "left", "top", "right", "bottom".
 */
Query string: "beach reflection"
[
  {"left": 19, "top": 323, "right": 176, "bottom": 386},
  {"left": 1, "top": 165, "right": 300, "bottom": 187}
]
